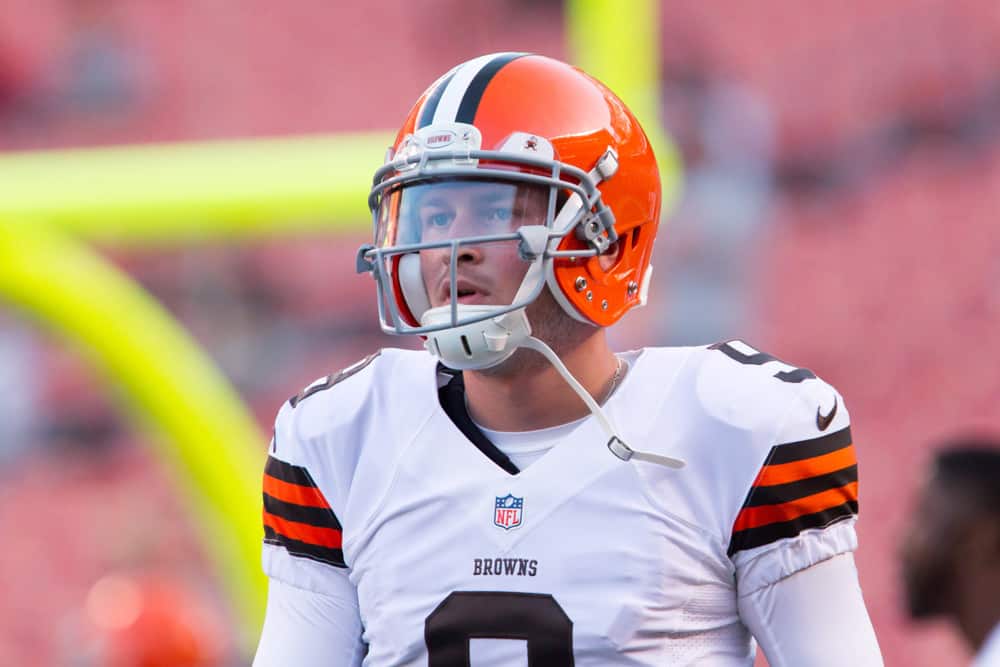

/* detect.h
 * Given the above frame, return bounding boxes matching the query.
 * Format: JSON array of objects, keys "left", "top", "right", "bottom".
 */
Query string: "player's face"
[
  {"left": 900, "top": 476, "right": 963, "bottom": 618},
  {"left": 415, "top": 181, "right": 548, "bottom": 308}
]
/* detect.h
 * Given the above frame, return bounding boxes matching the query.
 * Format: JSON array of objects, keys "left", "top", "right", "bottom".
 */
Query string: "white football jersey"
[{"left": 261, "top": 342, "right": 860, "bottom": 666}]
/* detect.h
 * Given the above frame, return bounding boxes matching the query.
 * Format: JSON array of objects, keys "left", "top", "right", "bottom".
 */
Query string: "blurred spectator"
[
  {"left": 901, "top": 439, "right": 1000, "bottom": 666},
  {"left": 37, "top": 343, "right": 122, "bottom": 458},
  {"left": 0, "top": 315, "right": 39, "bottom": 465},
  {"left": 49, "top": 0, "right": 142, "bottom": 119}
]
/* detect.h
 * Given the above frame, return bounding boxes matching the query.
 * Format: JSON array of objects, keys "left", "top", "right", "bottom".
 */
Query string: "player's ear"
[{"left": 597, "top": 241, "right": 621, "bottom": 271}]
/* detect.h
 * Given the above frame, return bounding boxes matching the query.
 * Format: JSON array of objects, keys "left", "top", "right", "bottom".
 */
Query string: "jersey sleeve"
[
  {"left": 261, "top": 393, "right": 352, "bottom": 595},
  {"left": 260, "top": 349, "right": 384, "bottom": 593},
  {"left": 253, "top": 578, "right": 366, "bottom": 667},
  {"left": 730, "top": 372, "right": 860, "bottom": 594}
]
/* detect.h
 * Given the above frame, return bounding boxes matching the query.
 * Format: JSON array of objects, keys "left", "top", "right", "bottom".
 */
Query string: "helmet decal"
[
  {"left": 418, "top": 52, "right": 527, "bottom": 128},
  {"left": 416, "top": 70, "right": 456, "bottom": 128}
]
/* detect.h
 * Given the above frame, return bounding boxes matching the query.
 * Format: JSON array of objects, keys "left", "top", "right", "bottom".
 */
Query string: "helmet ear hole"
[
  {"left": 631, "top": 227, "right": 643, "bottom": 250},
  {"left": 598, "top": 240, "right": 622, "bottom": 271}
]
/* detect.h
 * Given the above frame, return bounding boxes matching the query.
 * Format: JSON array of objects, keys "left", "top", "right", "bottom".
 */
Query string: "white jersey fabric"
[
  {"left": 256, "top": 343, "right": 879, "bottom": 665},
  {"left": 476, "top": 413, "right": 585, "bottom": 471}
]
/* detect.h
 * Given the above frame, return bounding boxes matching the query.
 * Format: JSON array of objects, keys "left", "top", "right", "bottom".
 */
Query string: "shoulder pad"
[
  {"left": 707, "top": 340, "right": 816, "bottom": 383},
  {"left": 688, "top": 339, "right": 831, "bottom": 435},
  {"left": 705, "top": 341, "right": 857, "bottom": 556},
  {"left": 288, "top": 351, "right": 382, "bottom": 408}
]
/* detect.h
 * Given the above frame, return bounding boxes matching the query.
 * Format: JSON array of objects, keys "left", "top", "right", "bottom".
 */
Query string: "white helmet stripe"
[
  {"left": 431, "top": 52, "right": 526, "bottom": 126},
  {"left": 417, "top": 68, "right": 458, "bottom": 128}
]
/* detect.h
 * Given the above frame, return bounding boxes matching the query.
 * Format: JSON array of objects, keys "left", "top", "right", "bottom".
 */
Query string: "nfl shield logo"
[{"left": 494, "top": 494, "right": 524, "bottom": 530}]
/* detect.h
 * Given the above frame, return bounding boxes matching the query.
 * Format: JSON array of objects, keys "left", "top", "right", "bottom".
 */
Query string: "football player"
[
  {"left": 253, "top": 52, "right": 883, "bottom": 665},
  {"left": 901, "top": 440, "right": 1000, "bottom": 666}
]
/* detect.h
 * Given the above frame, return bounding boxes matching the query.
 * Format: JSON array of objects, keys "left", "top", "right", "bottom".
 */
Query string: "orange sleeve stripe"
[
  {"left": 733, "top": 481, "right": 859, "bottom": 532},
  {"left": 263, "top": 474, "right": 332, "bottom": 509},
  {"left": 753, "top": 444, "right": 857, "bottom": 487},
  {"left": 263, "top": 510, "right": 342, "bottom": 549}
]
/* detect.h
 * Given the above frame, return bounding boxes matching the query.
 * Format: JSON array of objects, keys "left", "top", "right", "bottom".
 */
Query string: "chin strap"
[{"left": 518, "top": 337, "right": 686, "bottom": 470}]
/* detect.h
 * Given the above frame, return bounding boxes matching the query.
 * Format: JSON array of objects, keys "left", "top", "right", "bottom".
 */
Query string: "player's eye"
[
  {"left": 421, "top": 210, "right": 454, "bottom": 229},
  {"left": 484, "top": 206, "right": 513, "bottom": 225}
]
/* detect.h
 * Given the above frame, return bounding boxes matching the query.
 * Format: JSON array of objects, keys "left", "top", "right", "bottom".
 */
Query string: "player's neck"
[{"left": 461, "top": 331, "right": 620, "bottom": 432}]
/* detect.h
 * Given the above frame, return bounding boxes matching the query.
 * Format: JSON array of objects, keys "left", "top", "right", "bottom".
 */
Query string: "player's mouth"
[{"left": 439, "top": 280, "right": 489, "bottom": 305}]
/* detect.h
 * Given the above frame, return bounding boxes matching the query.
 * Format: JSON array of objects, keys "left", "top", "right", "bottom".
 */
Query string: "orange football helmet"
[{"left": 358, "top": 52, "right": 661, "bottom": 368}]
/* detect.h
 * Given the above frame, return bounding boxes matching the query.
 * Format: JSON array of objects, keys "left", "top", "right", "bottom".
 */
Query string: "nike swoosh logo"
[{"left": 816, "top": 397, "right": 838, "bottom": 431}]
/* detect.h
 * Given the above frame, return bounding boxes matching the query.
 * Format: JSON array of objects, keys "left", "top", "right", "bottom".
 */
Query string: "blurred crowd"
[{"left": 1, "top": 1, "right": 998, "bottom": 664}]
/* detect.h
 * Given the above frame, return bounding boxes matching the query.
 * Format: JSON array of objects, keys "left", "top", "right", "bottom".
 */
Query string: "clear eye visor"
[
  {"left": 358, "top": 149, "right": 617, "bottom": 336},
  {"left": 376, "top": 178, "right": 552, "bottom": 250}
]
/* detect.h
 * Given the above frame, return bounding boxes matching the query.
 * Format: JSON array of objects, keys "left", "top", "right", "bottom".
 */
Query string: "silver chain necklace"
[{"left": 604, "top": 356, "right": 625, "bottom": 402}]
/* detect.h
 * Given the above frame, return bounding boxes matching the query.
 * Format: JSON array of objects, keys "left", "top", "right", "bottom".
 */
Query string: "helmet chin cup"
[{"left": 420, "top": 305, "right": 532, "bottom": 370}]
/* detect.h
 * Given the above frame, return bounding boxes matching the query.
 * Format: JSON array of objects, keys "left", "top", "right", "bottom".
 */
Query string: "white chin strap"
[
  {"left": 421, "top": 305, "right": 531, "bottom": 370},
  {"left": 418, "top": 254, "right": 545, "bottom": 370}
]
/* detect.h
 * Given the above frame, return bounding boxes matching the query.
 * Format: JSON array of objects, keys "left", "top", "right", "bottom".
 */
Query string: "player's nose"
[
  {"left": 428, "top": 242, "right": 484, "bottom": 266},
  {"left": 456, "top": 243, "right": 484, "bottom": 264}
]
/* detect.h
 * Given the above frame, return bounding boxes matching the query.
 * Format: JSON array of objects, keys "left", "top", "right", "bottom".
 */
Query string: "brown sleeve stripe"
[
  {"left": 263, "top": 510, "right": 342, "bottom": 549},
  {"left": 263, "top": 525, "right": 346, "bottom": 568},
  {"left": 264, "top": 455, "right": 317, "bottom": 486},
  {"left": 734, "top": 481, "right": 858, "bottom": 532},
  {"left": 751, "top": 427, "right": 854, "bottom": 488},
  {"left": 263, "top": 455, "right": 332, "bottom": 508},
  {"left": 766, "top": 426, "right": 852, "bottom": 464},
  {"left": 264, "top": 493, "right": 342, "bottom": 531},
  {"left": 728, "top": 427, "right": 859, "bottom": 556},
  {"left": 262, "top": 455, "right": 345, "bottom": 566},
  {"left": 753, "top": 444, "right": 857, "bottom": 486},
  {"left": 729, "top": 501, "right": 858, "bottom": 555},
  {"left": 264, "top": 474, "right": 332, "bottom": 509},
  {"left": 744, "top": 464, "right": 858, "bottom": 507}
]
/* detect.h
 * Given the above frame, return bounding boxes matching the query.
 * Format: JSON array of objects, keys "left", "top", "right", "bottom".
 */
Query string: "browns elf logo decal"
[{"left": 425, "top": 131, "right": 456, "bottom": 148}]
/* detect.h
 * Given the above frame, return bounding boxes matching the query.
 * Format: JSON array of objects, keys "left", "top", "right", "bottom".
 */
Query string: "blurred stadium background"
[{"left": 1, "top": 0, "right": 998, "bottom": 664}]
